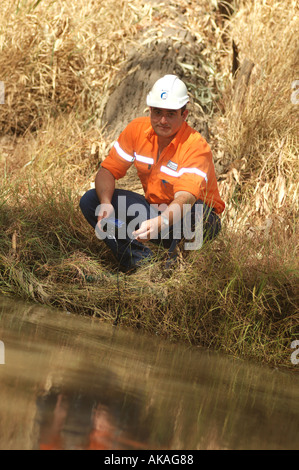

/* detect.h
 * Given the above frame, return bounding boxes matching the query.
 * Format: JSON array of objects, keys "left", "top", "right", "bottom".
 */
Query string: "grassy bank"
[{"left": 0, "top": 0, "right": 298, "bottom": 368}]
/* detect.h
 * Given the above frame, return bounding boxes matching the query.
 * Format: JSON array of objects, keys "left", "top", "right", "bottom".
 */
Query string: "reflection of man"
[
  {"left": 80, "top": 74, "right": 225, "bottom": 272},
  {"left": 37, "top": 390, "right": 147, "bottom": 450},
  {"left": 87, "top": 404, "right": 146, "bottom": 450},
  {"left": 39, "top": 393, "right": 68, "bottom": 450},
  {"left": 88, "top": 404, "right": 119, "bottom": 450}
]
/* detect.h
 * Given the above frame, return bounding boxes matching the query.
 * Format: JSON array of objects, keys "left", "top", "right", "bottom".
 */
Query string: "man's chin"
[{"left": 155, "top": 127, "right": 172, "bottom": 136}]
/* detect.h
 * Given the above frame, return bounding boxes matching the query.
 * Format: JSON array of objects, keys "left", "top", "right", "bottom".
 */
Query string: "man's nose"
[{"left": 160, "top": 115, "right": 167, "bottom": 124}]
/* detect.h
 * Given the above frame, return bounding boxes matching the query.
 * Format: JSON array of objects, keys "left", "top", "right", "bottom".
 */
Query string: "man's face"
[{"left": 150, "top": 107, "right": 188, "bottom": 140}]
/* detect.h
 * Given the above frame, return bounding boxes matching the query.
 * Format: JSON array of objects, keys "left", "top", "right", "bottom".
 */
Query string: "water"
[{"left": 0, "top": 295, "right": 298, "bottom": 450}]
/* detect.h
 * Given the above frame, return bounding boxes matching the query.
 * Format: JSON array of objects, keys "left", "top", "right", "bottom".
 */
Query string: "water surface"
[{"left": 0, "top": 295, "right": 298, "bottom": 450}]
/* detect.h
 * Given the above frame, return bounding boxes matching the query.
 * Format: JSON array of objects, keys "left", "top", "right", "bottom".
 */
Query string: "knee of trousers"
[{"left": 79, "top": 189, "right": 99, "bottom": 227}]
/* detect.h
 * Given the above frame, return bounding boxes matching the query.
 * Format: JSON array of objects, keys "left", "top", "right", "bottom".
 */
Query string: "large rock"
[{"left": 101, "top": 39, "right": 210, "bottom": 141}]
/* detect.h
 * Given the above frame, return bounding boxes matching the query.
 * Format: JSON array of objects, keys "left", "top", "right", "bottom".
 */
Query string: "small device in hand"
[{"left": 100, "top": 217, "right": 125, "bottom": 238}]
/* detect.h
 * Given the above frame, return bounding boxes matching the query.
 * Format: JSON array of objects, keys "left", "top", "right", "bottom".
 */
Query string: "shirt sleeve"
[{"left": 100, "top": 121, "right": 136, "bottom": 180}]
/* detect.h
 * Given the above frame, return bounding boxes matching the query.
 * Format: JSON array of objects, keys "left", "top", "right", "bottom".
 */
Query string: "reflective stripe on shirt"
[
  {"left": 134, "top": 153, "right": 154, "bottom": 165},
  {"left": 160, "top": 165, "right": 208, "bottom": 182},
  {"left": 114, "top": 141, "right": 135, "bottom": 162}
]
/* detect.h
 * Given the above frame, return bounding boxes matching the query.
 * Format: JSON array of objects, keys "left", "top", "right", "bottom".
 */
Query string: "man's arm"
[
  {"left": 161, "top": 190, "right": 196, "bottom": 228},
  {"left": 95, "top": 166, "right": 116, "bottom": 222},
  {"left": 132, "top": 191, "right": 196, "bottom": 241}
]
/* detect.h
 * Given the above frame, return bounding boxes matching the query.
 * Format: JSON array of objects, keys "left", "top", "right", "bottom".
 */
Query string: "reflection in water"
[
  {"left": 37, "top": 389, "right": 148, "bottom": 450},
  {"left": 0, "top": 295, "right": 299, "bottom": 450}
]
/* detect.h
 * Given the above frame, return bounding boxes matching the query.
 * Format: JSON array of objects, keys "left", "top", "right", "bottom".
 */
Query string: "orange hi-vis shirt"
[{"left": 101, "top": 117, "right": 225, "bottom": 214}]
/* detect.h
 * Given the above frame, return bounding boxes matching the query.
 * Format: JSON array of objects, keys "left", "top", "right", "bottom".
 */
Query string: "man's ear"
[{"left": 182, "top": 109, "right": 189, "bottom": 121}]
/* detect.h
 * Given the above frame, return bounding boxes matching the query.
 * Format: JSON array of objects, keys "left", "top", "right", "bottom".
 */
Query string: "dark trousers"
[{"left": 79, "top": 189, "right": 221, "bottom": 270}]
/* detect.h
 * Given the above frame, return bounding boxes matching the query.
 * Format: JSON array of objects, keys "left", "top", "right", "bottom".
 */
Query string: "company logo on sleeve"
[{"left": 166, "top": 160, "right": 178, "bottom": 171}]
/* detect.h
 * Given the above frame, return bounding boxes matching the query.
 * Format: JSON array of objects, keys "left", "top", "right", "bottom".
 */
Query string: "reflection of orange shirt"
[
  {"left": 101, "top": 117, "right": 225, "bottom": 214},
  {"left": 87, "top": 429, "right": 118, "bottom": 450},
  {"left": 40, "top": 435, "right": 64, "bottom": 450},
  {"left": 87, "top": 429, "right": 148, "bottom": 451}
]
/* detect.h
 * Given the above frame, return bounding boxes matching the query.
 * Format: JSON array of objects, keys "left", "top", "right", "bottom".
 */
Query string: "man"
[{"left": 80, "top": 74, "right": 225, "bottom": 272}]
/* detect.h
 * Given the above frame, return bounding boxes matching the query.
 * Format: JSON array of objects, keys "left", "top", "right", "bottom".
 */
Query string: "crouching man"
[{"left": 80, "top": 75, "right": 225, "bottom": 272}]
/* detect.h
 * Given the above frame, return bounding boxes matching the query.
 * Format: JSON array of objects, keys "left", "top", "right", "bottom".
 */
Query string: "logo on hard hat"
[{"left": 161, "top": 91, "right": 168, "bottom": 100}]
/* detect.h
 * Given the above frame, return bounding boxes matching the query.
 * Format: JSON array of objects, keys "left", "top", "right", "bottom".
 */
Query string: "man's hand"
[
  {"left": 96, "top": 202, "right": 115, "bottom": 222},
  {"left": 132, "top": 191, "right": 196, "bottom": 243},
  {"left": 132, "top": 217, "right": 161, "bottom": 242},
  {"left": 96, "top": 203, "right": 115, "bottom": 233}
]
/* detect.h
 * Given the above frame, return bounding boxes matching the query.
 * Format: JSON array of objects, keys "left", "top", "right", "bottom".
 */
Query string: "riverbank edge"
[{"left": 0, "top": 194, "right": 297, "bottom": 371}]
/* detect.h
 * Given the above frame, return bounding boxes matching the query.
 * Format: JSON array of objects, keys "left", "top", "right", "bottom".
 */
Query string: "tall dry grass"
[
  {"left": 0, "top": 0, "right": 144, "bottom": 134},
  {"left": 215, "top": 0, "right": 299, "bottom": 230},
  {"left": 0, "top": 0, "right": 298, "bottom": 367}
]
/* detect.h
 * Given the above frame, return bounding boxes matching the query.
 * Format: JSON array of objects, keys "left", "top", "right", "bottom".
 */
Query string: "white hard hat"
[{"left": 146, "top": 74, "right": 189, "bottom": 110}]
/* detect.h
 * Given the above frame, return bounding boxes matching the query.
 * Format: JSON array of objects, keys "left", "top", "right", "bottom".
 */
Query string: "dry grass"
[
  {"left": 0, "top": 0, "right": 144, "bottom": 134},
  {"left": 215, "top": 0, "right": 299, "bottom": 229}
]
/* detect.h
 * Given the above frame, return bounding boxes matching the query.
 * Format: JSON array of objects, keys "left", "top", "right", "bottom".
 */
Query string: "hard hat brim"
[{"left": 146, "top": 95, "right": 189, "bottom": 110}]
